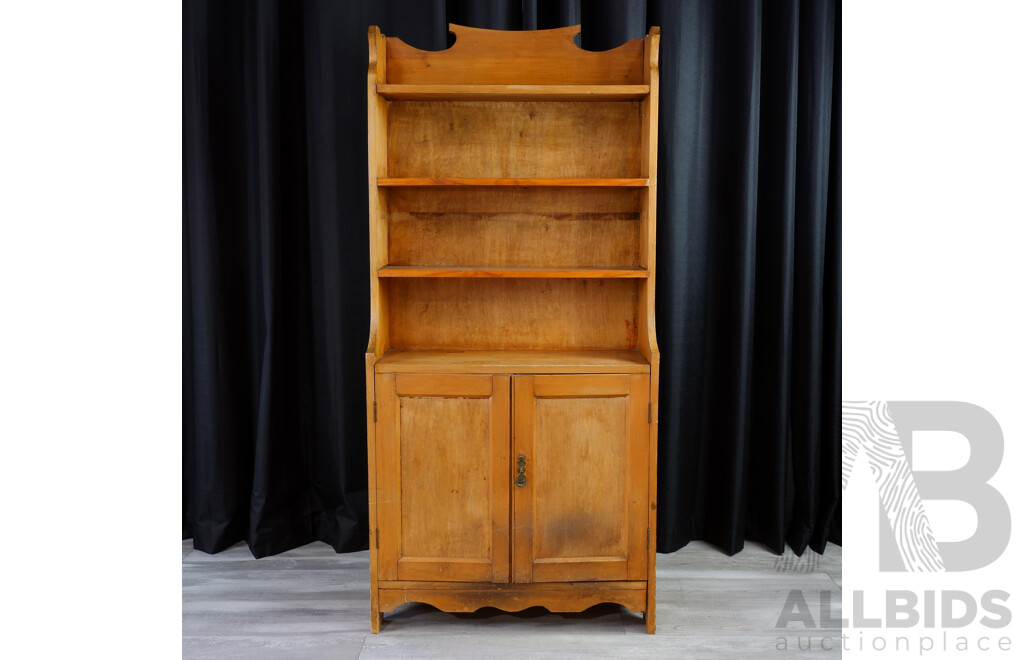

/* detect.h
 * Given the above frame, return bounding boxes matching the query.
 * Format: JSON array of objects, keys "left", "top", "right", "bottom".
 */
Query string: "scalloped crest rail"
[{"left": 365, "top": 23, "right": 661, "bottom": 634}]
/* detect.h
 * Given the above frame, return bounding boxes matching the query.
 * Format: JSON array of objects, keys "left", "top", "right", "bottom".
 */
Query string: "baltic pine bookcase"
[{"left": 365, "top": 23, "right": 660, "bottom": 633}]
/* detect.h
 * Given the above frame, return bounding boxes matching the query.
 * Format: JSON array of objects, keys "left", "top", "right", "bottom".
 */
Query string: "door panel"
[
  {"left": 376, "top": 373, "right": 510, "bottom": 582},
  {"left": 512, "top": 374, "right": 649, "bottom": 583}
]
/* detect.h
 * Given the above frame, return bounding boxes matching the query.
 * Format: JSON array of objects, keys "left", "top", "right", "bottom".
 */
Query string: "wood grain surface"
[
  {"left": 385, "top": 24, "right": 644, "bottom": 85},
  {"left": 387, "top": 101, "right": 640, "bottom": 179},
  {"left": 374, "top": 350, "right": 651, "bottom": 374},
  {"left": 363, "top": 24, "right": 665, "bottom": 634},
  {"left": 377, "top": 84, "right": 650, "bottom": 101},
  {"left": 375, "top": 374, "right": 511, "bottom": 584},
  {"left": 387, "top": 278, "right": 640, "bottom": 351}
]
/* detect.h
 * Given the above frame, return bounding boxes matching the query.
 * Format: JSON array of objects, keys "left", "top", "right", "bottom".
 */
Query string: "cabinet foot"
[
  {"left": 644, "top": 609, "right": 656, "bottom": 634},
  {"left": 370, "top": 608, "right": 383, "bottom": 634}
]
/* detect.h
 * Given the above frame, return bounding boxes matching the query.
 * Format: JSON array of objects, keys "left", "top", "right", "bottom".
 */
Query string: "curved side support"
[
  {"left": 366, "top": 26, "right": 388, "bottom": 360},
  {"left": 366, "top": 27, "right": 379, "bottom": 357},
  {"left": 638, "top": 27, "right": 661, "bottom": 363},
  {"left": 368, "top": 25, "right": 380, "bottom": 69}
]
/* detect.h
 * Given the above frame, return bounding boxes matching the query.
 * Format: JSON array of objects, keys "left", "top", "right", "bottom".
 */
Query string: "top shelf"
[{"left": 376, "top": 84, "right": 650, "bottom": 102}]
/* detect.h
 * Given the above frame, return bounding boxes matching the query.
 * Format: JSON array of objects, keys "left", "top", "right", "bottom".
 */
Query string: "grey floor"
[{"left": 183, "top": 539, "right": 842, "bottom": 659}]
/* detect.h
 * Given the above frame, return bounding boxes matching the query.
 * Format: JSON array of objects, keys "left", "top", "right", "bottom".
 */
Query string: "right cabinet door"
[{"left": 512, "top": 374, "right": 650, "bottom": 583}]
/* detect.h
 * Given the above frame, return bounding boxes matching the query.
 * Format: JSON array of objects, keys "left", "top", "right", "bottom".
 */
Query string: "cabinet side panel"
[
  {"left": 365, "top": 353, "right": 379, "bottom": 629},
  {"left": 648, "top": 355, "right": 659, "bottom": 625},
  {"left": 367, "top": 27, "right": 387, "bottom": 634},
  {"left": 375, "top": 373, "right": 400, "bottom": 580},
  {"left": 643, "top": 29, "right": 660, "bottom": 634}
]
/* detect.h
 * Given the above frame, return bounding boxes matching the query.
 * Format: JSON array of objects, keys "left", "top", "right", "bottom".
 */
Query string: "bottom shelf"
[{"left": 374, "top": 349, "right": 651, "bottom": 374}]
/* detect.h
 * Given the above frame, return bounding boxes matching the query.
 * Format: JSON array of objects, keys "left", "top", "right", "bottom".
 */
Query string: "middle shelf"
[
  {"left": 377, "top": 177, "right": 649, "bottom": 188},
  {"left": 377, "top": 84, "right": 651, "bottom": 101},
  {"left": 378, "top": 266, "right": 648, "bottom": 279}
]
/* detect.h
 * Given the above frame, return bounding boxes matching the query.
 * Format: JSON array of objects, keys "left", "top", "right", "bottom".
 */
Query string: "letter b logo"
[{"left": 842, "top": 401, "right": 1010, "bottom": 572}]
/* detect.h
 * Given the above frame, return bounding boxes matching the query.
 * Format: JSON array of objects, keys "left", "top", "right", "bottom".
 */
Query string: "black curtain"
[{"left": 184, "top": 0, "right": 841, "bottom": 558}]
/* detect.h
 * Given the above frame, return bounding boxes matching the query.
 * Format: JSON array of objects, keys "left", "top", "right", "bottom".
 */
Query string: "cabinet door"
[
  {"left": 375, "top": 373, "right": 510, "bottom": 582},
  {"left": 512, "top": 374, "right": 649, "bottom": 583}
]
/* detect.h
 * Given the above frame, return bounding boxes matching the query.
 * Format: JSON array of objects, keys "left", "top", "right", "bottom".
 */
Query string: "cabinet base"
[{"left": 374, "top": 580, "right": 652, "bottom": 633}]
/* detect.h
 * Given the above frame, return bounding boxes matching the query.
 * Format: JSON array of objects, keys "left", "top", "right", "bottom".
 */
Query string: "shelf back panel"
[
  {"left": 387, "top": 187, "right": 641, "bottom": 268},
  {"left": 388, "top": 101, "right": 640, "bottom": 179},
  {"left": 388, "top": 278, "right": 639, "bottom": 351}
]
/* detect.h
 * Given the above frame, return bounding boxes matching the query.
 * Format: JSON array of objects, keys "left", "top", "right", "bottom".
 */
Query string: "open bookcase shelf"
[
  {"left": 365, "top": 23, "right": 661, "bottom": 635},
  {"left": 378, "top": 266, "right": 649, "bottom": 279},
  {"left": 377, "top": 84, "right": 651, "bottom": 101},
  {"left": 377, "top": 177, "right": 649, "bottom": 187}
]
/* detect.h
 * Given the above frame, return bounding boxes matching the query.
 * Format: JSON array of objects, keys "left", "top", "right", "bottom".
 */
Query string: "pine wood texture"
[
  {"left": 375, "top": 374, "right": 510, "bottom": 583},
  {"left": 366, "top": 23, "right": 660, "bottom": 634},
  {"left": 377, "top": 177, "right": 648, "bottom": 187},
  {"left": 641, "top": 27, "right": 662, "bottom": 635},
  {"left": 388, "top": 187, "right": 641, "bottom": 269},
  {"left": 512, "top": 375, "right": 649, "bottom": 583},
  {"left": 378, "top": 582, "right": 647, "bottom": 615},
  {"left": 375, "top": 350, "right": 651, "bottom": 374},
  {"left": 365, "top": 26, "right": 388, "bottom": 635},
  {"left": 385, "top": 24, "right": 644, "bottom": 85},
  {"left": 366, "top": 27, "right": 390, "bottom": 362},
  {"left": 386, "top": 278, "right": 640, "bottom": 351},
  {"left": 378, "top": 266, "right": 647, "bottom": 278},
  {"left": 387, "top": 101, "right": 640, "bottom": 179}
]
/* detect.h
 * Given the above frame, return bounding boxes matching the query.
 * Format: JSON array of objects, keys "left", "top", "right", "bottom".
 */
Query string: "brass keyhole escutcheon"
[{"left": 515, "top": 454, "right": 527, "bottom": 487}]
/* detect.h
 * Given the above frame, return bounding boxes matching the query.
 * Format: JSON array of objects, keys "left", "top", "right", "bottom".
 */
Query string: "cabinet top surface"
[{"left": 374, "top": 349, "right": 651, "bottom": 374}]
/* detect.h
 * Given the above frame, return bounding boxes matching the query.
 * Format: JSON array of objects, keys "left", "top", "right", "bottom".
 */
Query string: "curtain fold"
[{"left": 183, "top": 0, "right": 841, "bottom": 558}]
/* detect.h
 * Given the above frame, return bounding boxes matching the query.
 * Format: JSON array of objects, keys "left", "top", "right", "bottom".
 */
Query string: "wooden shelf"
[
  {"left": 375, "top": 349, "right": 651, "bottom": 374},
  {"left": 377, "top": 177, "right": 649, "bottom": 188},
  {"left": 377, "top": 84, "right": 650, "bottom": 101},
  {"left": 378, "top": 266, "right": 648, "bottom": 279},
  {"left": 365, "top": 24, "right": 662, "bottom": 634}
]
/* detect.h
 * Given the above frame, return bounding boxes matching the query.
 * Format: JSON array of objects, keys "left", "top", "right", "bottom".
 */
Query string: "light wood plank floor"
[{"left": 183, "top": 539, "right": 841, "bottom": 659}]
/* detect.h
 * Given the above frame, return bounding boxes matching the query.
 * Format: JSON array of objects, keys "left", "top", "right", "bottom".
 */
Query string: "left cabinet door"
[{"left": 375, "top": 373, "right": 511, "bottom": 583}]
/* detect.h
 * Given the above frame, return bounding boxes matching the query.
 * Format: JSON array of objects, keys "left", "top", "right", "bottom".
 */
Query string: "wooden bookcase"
[{"left": 365, "top": 23, "right": 660, "bottom": 634}]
